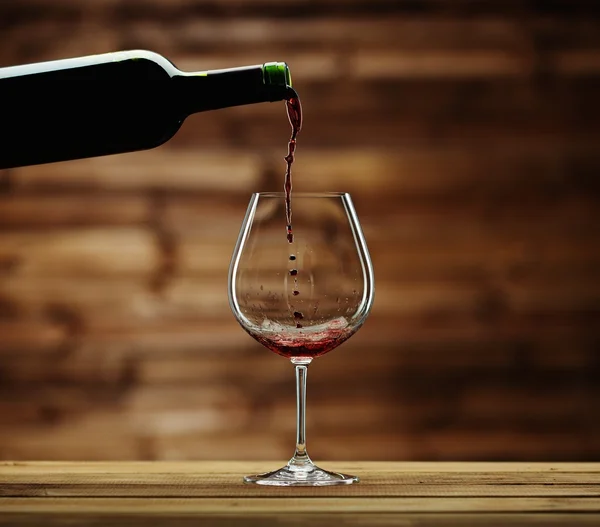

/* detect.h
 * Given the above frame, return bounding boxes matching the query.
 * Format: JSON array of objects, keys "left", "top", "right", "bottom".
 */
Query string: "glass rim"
[{"left": 252, "top": 192, "right": 350, "bottom": 198}]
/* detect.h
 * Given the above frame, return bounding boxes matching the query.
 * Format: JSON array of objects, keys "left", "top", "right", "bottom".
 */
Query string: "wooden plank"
[
  {"left": 174, "top": 113, "right": 600, "bottom": 149},
  {"left": 0, "top": 460, "right": 594, "bottom": 474},
  {"left": 0, "top": 277, "right": 152, "bottom": 320},
  {"left": 134, "top": 337, "right": 595, "bottom": 385},
  {"left": 356, "top": 196, "right": 600, "bottom": 238},
  {"left": 213, "top": 76, "right": 600, "bottom": 120},
  {"left": 11, "top": 149, "right": 262, "bottom": 192},
  {"left": 0, "top": 459, "right": 598, "bottom": 481},
  {"left": 5, "top": 494, "right": 595, "bottom": 513},
  {"left": 0, "top": 0, "right": 423, "bottom": 25},
  {"left": 0, "top": 352, "right": 132, "bottom": 384},
  {"left": 354, "top": 49, "right": 531, "bottom": 79},
  {"left": 123, "top": 384, "right": 250, "bottom": 424},
  {"left": 0, "top": 228, "right": 158, "bottom": 278},
  {"left": 319, "top": 427, "right": 600, "bottom": 462},
  {"left": 504, "top": 282, "right": 600, "bottom": 312},
  {"left": 118, "top": 16, "right": 529, "bottom": 53},
  {"left": 0, "top": 418, "right": 141, "bottom": 462},
  {"left": 456, "top": 386, "right": 599, "bottom": 425},
  {"left": 318, "top": 382, "right": 594, "bottom": 423},
  {"left": 365, "top": 239, "right": 600, "bottom": 275},
  {"left": 0, "top": 193, "right": 149, "bottom": 228},
  {"left": 0, "top": 319, "right": 67, "bottom": 354},
  {"left": 0, "top": 427, "right": 287, "bottom": 463},
  {"left": 2, "top": 4, "right": 600, "bottom": 63},
  {"left": 0, "top": 385, "right": 127, "bottom": 416},
  {"left": 140, "top": 146, "right": 600, "bottom": 199},
  {"left": 368, "top": 250, "right": 600, "bottom": 285},
  {"left": 556, "top": 50, "right": 600, "bottom": 76},
  {"left": 115, "top": 352, "right": 289, "bottom": 385},
  {"left": 80, "top": 319, "right": 249, "bottom": 353},
  {"left": 1, "top": 0, "right": 597, "bottom": 13},
  {"left": 351, "top": 314, "right": 599, "bottom": 345},
  {"left": 2, "top": 513, "right": 600, "bottom": 527},
  {"left": 1, "top": 475, "right": 599, "bottom": 498},
  {"left": 413, "top": 430, "right": 600, "bottom": 461},
  {"left": 370, "top": 279, "right": 600, "bottom": 317},
  {"left": 162, "top": 196, "right": 255, "bottom": 238},
  {"left": 0, "top": 275, "right": 237, "bottom": 323}
]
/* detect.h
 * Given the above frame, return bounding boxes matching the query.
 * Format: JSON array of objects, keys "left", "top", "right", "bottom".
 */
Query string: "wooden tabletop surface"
[{"left": 1, "top": 461, "right": 599, "bottom": 526}]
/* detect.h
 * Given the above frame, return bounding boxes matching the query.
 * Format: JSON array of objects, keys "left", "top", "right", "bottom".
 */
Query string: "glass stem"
[{"left": 290, "top": 363, "right": 312, "bottom": 467}]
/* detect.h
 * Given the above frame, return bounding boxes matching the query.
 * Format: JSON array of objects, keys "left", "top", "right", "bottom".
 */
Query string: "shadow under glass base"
[{"left": 243, "top": 462, "right": 359, "bottom": 486}]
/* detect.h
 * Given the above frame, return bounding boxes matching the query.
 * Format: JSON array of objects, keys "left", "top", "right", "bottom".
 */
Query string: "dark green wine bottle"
[{"left": 0, "top": 50, "right": 294, "bottom": 169}]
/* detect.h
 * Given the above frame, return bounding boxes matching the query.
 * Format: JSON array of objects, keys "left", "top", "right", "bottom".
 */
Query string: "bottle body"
[{"left": 0, "top": 50, "right": 293, "bottom": 169}]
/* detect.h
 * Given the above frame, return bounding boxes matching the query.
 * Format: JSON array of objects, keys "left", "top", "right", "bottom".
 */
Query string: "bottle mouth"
[
  {"left": 285, "top": 86, "right": 298, "bottom": 100},
  {"left": 263, "top": 62, "right": 292, "bottom": 88}
]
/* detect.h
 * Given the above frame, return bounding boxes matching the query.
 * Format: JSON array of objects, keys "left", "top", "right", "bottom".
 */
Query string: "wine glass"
[{"left": 228, "top": 192, "right": 375, "bottom": 486}]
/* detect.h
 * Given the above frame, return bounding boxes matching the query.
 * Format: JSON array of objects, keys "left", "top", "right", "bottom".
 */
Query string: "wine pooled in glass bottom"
[
  {"left": 246, "top": 316, "right": 356, "bottom": 360},
  {"left": 229, "top": 192, "right": 375, "bottom": 486}
]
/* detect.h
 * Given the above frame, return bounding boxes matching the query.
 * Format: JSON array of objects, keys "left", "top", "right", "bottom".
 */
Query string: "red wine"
[
  {"left": 0, "top": 50, "right": 294, "bottom": 169},
  {"left": 247, "top": 317, "right": 355, "bottom": 360},
  {"left": 284, "top": 96, "right": 302, "bottom": 244}
]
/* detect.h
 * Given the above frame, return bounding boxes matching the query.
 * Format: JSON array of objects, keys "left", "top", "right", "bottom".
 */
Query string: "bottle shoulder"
[
  {"left": 0, "top": 49, "right": 180, "bottom": 80},
  {"left": 112, "top": 50, "right": 181, "bottom": 77}
]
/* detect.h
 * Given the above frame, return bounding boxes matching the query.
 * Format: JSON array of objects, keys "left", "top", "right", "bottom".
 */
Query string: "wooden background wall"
[{"left": 0, "top": 0, "right": 599, "bottom": 462}]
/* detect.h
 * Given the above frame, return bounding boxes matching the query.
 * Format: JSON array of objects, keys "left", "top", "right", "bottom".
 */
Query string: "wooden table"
[{"left": 1, "top": 461, "right": 599, "bottom": 526}]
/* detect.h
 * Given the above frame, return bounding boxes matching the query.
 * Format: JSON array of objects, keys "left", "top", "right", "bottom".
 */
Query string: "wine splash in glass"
[{"left": 228, "top": 192, "right": 375, "bottom": 486}]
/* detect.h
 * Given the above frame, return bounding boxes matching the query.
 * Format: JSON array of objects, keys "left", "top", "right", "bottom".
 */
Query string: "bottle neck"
[{"left": 173, "top": 64, "right": 294, "bottom": 116}]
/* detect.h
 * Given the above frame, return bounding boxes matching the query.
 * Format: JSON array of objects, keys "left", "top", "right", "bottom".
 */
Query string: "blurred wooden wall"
[{"left": 1, "top": 0, "right": 599, "bottom": 462}]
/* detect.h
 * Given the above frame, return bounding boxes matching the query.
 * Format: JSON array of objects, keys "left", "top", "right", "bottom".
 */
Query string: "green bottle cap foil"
[{"left": 263, "top": 62, "right": 292, "bottom": 87}]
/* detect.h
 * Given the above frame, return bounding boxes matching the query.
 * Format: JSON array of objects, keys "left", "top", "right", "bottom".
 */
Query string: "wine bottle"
[{"left": 0, "top": 50, "right": 295, "bottom": 169}]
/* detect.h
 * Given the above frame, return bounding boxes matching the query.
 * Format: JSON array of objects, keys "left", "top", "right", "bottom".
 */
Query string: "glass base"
[{"left": 243, "top": 462, "right": 359, "bottom": 486}]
